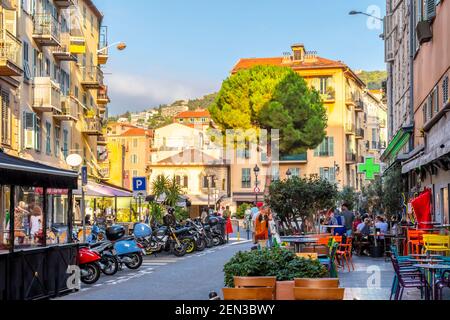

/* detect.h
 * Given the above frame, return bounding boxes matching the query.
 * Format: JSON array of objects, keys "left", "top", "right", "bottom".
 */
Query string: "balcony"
[
  {"left": 53, "top": 96, "right": 78, "bottom": 122},
  {"left": 98, "top": 26, "right": 109, "bottom": 65},
  {"left": 54, "top": 0, "right": 74, "bottom": 9},
  {"left": 97, "top": 160, "right": 110, "bottom": 180},
  {"left": 97, "top": 85, "right": 110, "bottom": 105},
  {"left": 345, "top": 123, "right": 355, "bottom": 135},
  {"left": 32, "top": 14, "right": 61, "bottom": 47},
  {"left": 52, "top": 33, "right": 77, "bottom": 62},
  {"left": 82, "top": 118, "right": 103, "bottom": 136},
  {"left": 355, "top": 128, "right": 364, "bottom": 139},
  {"left": 81, "top": 66, "right": 103, "bottom": 90},
  {"left": 0, "top": 30, "right": 23, "bottom": 77},
  {"left": 346, "top": 152, "right": 357, "bottom": 163},
  {"left": 32, "top": 77, "right": 61, "bottom": 113},
  {"left": 355, "top": 100, "right": 364, "bottom": 112},
  {"left": 97, "top": 135, "right": 107, "bottom": 146},
  {"left": 380, "top": 119, "right": 386, "bottom": 128},
  {"left": 345, "top": 92, "right": 357, "bottom": 106}
]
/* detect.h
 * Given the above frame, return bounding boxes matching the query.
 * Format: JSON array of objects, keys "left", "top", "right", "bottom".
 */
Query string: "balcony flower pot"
[{"left": 275, "top": 281, "right": 295, "bottom": 300}]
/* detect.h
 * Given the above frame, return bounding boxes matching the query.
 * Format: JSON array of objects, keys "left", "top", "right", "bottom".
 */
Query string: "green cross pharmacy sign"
[{"left": 358, "top": 157, "right": 381, "bottom": 181}]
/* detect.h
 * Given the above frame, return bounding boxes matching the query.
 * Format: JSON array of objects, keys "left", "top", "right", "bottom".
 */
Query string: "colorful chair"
[
  {"left": 422, "top": 235, "right": 450, "bottom": 255},
  {"left": 337, "top": 237, "right": 355, "bottom": 272},
  {"left": 406, "top": 229, "right": 424, "bottom": 255},
  {"left": 390, "top": 255, "right": 429, "bottom": 300}
]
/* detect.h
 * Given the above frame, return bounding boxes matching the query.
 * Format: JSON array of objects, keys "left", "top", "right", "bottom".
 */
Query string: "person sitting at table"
[
  {"left": 375, "top": 216, "right": 389, "bottom": 235},
  {"left": 355, "top": 218, "right": 372, "bottom": 256},
  {"left": 357, "top": 218, "right": 371, "bottom": 236}
]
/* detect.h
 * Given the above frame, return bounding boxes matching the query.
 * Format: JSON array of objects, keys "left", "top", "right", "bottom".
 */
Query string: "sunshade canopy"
[{"left": 0, "top": 151, "right": 78, "bottom": 189}]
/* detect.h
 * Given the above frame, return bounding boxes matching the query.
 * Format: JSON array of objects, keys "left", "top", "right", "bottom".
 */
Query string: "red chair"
[
  {"left": 406, "top": 229, "right": 424, "bottom": 255},
  {"left": 336, "top": 237, "right": 355, "bottom": 272}
]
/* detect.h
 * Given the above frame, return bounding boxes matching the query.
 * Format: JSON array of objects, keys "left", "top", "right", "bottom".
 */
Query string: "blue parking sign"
[{"left": 132, "top": 177, "right": 147, "bottom": 192}]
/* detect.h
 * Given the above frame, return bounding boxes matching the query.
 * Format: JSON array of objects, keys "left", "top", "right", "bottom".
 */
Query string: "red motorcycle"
[{"left": 79, "top": 247, "right": 102, "bottom": 284}]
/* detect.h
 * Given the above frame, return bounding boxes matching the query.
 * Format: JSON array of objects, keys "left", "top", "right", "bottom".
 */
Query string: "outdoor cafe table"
[
  {"left": 409, "top": 254, "right": 442, "bottom": 258},
  {"left": 324, "top": 225, "right": 344, "bottom": 235},
  {"left": 413, "top": 264, "right": 450, "bottom": 300},
  {"left": 280, "top": 237, "right": 319, "bottom": 253},
  {"left": 407, "top": 259, "right": 444, "bottom": 265}
]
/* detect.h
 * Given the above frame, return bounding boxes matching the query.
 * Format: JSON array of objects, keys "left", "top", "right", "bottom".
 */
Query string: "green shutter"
[{"left": 329, "top": 137, "right": 334, "bottom": 157}]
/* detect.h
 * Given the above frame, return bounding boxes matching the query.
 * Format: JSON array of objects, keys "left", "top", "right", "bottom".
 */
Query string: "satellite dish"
[{"left": 66, "top": 154, "right": 83, "bottom": 167}]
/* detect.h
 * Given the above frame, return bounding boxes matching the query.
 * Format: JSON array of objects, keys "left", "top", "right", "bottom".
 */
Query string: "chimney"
[{"left": 291, "top": 43, "right": 305, "bottom": 62}]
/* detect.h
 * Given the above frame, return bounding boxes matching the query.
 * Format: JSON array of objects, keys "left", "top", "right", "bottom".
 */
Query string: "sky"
[{"left": 94, "top": 0, "right": 386, "bottom": 115}]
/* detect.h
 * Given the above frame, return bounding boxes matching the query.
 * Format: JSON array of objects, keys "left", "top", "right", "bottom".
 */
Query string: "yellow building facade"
[
  {"left": 231, "top": 44, "right": 387, "bottom": 201},
  {"left": 0, "top": 0, "right": 110, "bottom": 181}
]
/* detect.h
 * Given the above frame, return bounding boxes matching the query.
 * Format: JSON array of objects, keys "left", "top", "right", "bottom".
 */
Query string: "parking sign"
[{"left": 132, "top": 177, "right": 147, "bottom": 197}]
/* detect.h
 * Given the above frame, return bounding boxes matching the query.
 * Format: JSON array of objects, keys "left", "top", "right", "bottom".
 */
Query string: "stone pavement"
[{"left": 340, "top": 255, "right": 450, "bottom": 300}]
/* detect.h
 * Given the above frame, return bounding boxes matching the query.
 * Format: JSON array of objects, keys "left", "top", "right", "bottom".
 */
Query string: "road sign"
[
  {"left": 132, "top": 177, "right": 147, "bottom": 198},
  {"left": 81, "top": 166, "right": 88, "bottom": 186},
  {"left": 254, "top": 187, "right": 261, "bottom": 193}
]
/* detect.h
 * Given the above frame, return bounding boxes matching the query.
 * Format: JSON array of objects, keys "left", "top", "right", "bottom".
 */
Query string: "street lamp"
[
  {"left": 348, "top": 10, "right": 383, "bottom": 21},
  {"left": 97, "top": 41, "right": 127, "bottom": 54},
  {"left": 253, "top": 165, "right": 260, "bottom": 205}
]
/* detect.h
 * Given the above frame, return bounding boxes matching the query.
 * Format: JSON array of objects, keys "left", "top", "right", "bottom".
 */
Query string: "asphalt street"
[{"left": 59, "top": 240, "right": 253, "bottom": 300}]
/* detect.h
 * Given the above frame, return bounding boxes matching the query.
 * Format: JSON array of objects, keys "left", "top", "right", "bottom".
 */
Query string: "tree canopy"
[{"left": 209, "top": 65, "right": 328, "bottom": 155}]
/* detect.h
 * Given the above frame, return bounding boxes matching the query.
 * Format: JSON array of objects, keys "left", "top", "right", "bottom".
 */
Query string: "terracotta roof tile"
[
  {"left": 175, "top": 110, "right": 211, "bottom": 118},
  {"left": 120, "top": 128, "right": 152, "bottom": 137},
  {"left": 232, "top": 56, "right": 347, "bottom": 73}
]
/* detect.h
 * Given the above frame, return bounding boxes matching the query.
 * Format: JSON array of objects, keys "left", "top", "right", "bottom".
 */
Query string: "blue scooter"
[{"left": 106, "top": 225, "right": 145, "bottom": 270}]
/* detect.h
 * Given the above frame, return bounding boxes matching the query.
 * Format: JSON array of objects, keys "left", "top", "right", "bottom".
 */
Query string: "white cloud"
[{"left": 106, "top": 73, "right": 218, "bottom": 115}]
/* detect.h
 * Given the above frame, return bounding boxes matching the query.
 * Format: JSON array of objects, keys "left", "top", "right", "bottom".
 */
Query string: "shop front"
[{"left": 0, "top": 151, "right": 78, "bottom": 300}]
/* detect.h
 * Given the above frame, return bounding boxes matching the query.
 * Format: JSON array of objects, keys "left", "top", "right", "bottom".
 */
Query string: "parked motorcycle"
[
  {"left": 78, "top": 247, "right": 102, "bottom": 284},
  {"left": 184, "top": 219, "right": 208, "bottom": 251},
  {"left": 89, "top": 241, "right": 119, "bottom": 276},
  {"left": 106, "top": 225, "right": 145, "bottom": 270},
  {"left": 134, "top": 222, "right": 187, "bottom": 257}
]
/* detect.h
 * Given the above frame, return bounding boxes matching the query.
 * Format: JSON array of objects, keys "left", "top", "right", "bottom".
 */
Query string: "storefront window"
[
  {"left": 13, "top": 187, "right": 45, "bottom": 250},
  {"left": 0, "top": 186, "right": 11, "bottom": 253}
]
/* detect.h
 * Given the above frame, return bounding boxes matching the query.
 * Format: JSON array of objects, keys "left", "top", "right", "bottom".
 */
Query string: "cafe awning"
[
  {"left": 73, "top": 181, "right": 133, "bottom": 197},
  {"left": 0, "top": 151, "right": 78, "bottom": 189}
]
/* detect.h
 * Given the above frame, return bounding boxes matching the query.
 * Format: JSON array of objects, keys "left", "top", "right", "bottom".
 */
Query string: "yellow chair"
[
  {"left": 422, "top": 234, "right": 450, "bottom": 255},
  {"left": 296, "top": 253, "right": 318, "bottom": 260}
]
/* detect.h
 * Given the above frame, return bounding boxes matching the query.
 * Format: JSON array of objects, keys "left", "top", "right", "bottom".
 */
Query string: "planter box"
[{"left": 275, "top": 281, "right": 295, "bottom": 300}]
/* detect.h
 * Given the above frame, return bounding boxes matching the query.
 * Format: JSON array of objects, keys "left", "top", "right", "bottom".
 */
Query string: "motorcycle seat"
[{"left": 174, "top": 228, "right": 190, "bottom": 235}]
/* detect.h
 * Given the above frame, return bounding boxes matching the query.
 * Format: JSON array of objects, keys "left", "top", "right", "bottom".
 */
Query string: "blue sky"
[{"left": 95, "top": 0, "right": 386, "bottom": 115}]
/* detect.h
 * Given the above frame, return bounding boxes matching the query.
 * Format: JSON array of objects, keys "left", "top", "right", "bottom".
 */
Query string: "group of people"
[{"left": 12, "top": 201, "right": 43, "bottom": 245}]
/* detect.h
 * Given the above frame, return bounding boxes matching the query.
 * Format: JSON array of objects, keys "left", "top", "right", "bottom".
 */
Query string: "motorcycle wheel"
[
  {"left": 196, "top": 237, "right": 207, "bottom": 251},
  {"left": 182, "top": 238, "right": 196, "bottom": 254},
  {"left": 212, "top": 236, "right": 221, "bottom": 246},
  {"left": 171, "top": 242, "right": 186, "bottom": 257},
  {"left": 205, "top": 236, "right": 214, "bottom": 248},
  {"left": 81, "top": 263, "right": 101, "bottom": 285},
  {"left": 124, "top": 253, "right": 143, "bottom": 270},
  {"left": 101, "top": 255, "right": 119, "bottom": 276}
]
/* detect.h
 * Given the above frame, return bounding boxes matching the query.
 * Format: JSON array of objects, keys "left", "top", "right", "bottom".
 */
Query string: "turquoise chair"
[{"left": 319, "top": 243, "right": 339, "bottom": 278}]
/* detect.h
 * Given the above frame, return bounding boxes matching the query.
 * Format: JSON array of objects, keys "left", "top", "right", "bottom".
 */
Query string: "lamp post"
[
  {"left": 349, "top": 10, "right": 384, "bottom": 39},
  {"left": 253, "top": 165, "right": 260, "bottom": 205},
  {"left": 97, "top": 41, "right": 127, "bottom": 54}
]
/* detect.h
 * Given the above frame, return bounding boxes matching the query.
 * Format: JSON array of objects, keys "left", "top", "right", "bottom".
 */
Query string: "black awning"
[{"left": 0, "top": 151, "right": 78, "bottom": 189}]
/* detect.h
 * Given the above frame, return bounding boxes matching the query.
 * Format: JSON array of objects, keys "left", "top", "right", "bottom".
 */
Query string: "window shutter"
[
  {"left": 329, "top": 137, "right": 334, "bottom": 157},
  {"left": 23, "top": 112, "right": 36, "bottom": 149},
  {"left": 319, "top": 168, "right": 324, "bottom": 180},
  {"left": 330, "top": 167, "right": 336, "bottom": 183},
  {"left": 443, "top": 76, "right": 449, "bottom": 105},
  {"left": 426, "top": 0, "right": 436, "bottom": 20},
  {"left": 434, "top": 86, "right": 439, "bottom": 113}
]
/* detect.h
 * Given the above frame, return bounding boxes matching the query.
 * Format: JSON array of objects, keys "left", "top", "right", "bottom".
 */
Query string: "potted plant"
[{"left": 223, "top": 247, "right": 328, "bottom": 300}]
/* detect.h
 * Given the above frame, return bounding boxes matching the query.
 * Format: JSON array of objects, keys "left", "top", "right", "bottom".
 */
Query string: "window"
[
  {"left": 237, "top": 139, "right": 251, "bottom": 159},
  {"left": 45, "top": 58, "right": 50, "bottom": 77},
  {"left": 442, "top": 186, "right": 449, "bottom": 225},
  {"left": 314, "top": 137, "right": 334, "bottom": 157},
  {"left": 183, "top": 176, "right": 189, "bottom": 188},
  {"left": 54, "top": 126, "right": 60, "bottom": 158},
  {"left": 83, "top": 6, "right": 87, "bottom": 28},
  {"left": 45, "top": 121, "right": 51, "bottom": 155},
  {"left": 289, "top": 168, "right": 300, "bottom": 177},
  {"left": 90, "top": 14, "right": 94, "bottom": 33},
  {"left": 320, "top": 167, "right": 336, "bottom": 183},
  {"left": 133, "top": 139, "right": 138, "bottom": 148},
  {"left": 23, "top": 41, "right": 31, "bottom": 80},
  {"left": 272, "top": 167, "right": 280, "bottom": 181},
  {"left": 131, "top": 154, "right": 138, "bottom": 164},
  {"left": 432, "top": 86, "right": 439, "bottom": 114},
  {"left": 132, "top": 170, "right": 138, "bottom": 177},
  {"left": 1, "top": 90, "right": 11, "bottom": 145},
  {"left": 63, "top": 129, "right": 69, "bottom": 159},
  {"left": 320, "top": 77, "right": 331, "bottom": 95},
  {"left": 241, "top": 168, "right": 251, "bottom": 188}
]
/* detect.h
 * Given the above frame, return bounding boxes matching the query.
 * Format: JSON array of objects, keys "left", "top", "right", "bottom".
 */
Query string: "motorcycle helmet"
[
  {"left": 133, "top": 223, "right": 152, "bottom": 238},
  {"left": 163, "top": 208, "right": 176, "bottom": 226}
]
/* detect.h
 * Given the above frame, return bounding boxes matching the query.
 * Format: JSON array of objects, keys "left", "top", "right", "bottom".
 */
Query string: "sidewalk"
[{"left": 340, "top": 255, "right": 450, "bottom": 300}]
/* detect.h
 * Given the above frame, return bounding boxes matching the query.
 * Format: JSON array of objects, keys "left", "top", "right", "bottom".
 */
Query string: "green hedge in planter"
[{"left": 223, "top": 247, "right": 328, "bottom": 287}]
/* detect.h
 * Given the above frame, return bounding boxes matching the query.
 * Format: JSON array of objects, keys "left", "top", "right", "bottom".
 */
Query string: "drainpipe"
[{"left": 408, "top": 0, "right": 415, "bottom": 152}]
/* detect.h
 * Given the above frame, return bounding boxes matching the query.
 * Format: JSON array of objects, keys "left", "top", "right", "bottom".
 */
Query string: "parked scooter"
[
  {"left": 106, "top": 225, "right": 145, "bottom": 270},
  {"left": 89, "top": 241, "right": 119, "bottom": 276},
  {"left": 78, "top": 247, "right": 102, "bottom": 284}
]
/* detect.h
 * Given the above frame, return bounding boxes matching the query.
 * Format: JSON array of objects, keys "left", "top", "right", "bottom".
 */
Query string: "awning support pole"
[
  {"left": 9, "top": 185, "right": 15, "bottom": 254},
  {"left": 68, "top": 189, "right": 73, "bottom": 243},
  {"left": 43, "top": 187, "right": 48, "bottom": 247}
]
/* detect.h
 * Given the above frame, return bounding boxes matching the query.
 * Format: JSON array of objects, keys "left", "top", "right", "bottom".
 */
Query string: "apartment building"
[
  {"left": 0, "top": 0, "right": 110, "bottom": 181},
  {"left": 401, "top": 0, "right": 450, "bottom": 224},
  {"left": 173, "top": 109, "right": 211, "bottom": 129},
  {"left": 149, "top": 123, "right": 230, "bottom": 217},
  {"left": 106, "top": 124, "right": 153, "bottom": 191},
  {"left": 382, "top": 0, "right": 415, "bottom": 167},
  {"left": 231, "top": 44, "right": 386, "bottom": 195}
]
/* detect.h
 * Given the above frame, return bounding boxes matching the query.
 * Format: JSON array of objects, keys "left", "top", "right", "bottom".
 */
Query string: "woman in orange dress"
[{"left": 254, "top": 209, "right": 269, "bottom": 242}]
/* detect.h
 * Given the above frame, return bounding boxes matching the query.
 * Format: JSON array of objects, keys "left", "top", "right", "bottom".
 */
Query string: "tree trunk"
[{"left": 263, "top": 140, "right": 273, "bottom": 198}]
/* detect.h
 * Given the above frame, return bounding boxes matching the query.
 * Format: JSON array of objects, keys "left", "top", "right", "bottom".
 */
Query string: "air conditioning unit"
[
  {"left": 386, "top": 51, "right": 394, "bottom": 62},
  {"left": 416, "top": 20, "right": 433, "bottom": 44}
]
